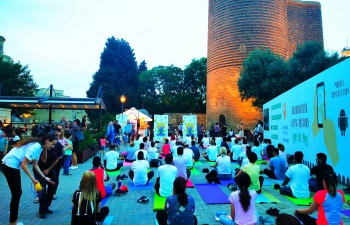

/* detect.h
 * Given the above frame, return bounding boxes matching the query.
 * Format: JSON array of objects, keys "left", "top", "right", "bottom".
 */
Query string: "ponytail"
[
  {"left": 177, "top": 192, "right": 188, "bottom": 207},
  {"left": 173, "top": 177, "right": 188, "bottom": 207},
  {"left": 322, "top": 170, "right": 337, "bottom": 197},
  {"left": 239, "top": 187, "right": 251, "bottom": 212}
]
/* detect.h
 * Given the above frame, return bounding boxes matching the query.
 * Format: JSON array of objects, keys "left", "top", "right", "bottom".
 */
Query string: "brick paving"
[{"left": 1, "top": 142, "right": 350, "bottom": 225}]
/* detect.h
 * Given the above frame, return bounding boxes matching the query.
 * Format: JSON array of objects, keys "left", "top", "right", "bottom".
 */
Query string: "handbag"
[{"left": 76, "top": 131, "right": 84, "bottom": 141}]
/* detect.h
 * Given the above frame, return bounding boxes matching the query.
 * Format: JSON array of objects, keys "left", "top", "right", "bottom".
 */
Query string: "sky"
[{"left": 1, "top": 0, "right": 349, "bottom": 98}]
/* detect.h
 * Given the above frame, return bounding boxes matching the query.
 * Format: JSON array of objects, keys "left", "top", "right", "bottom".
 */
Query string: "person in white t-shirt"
[
  {"left": 231, "top": 139, "right": 241, "bottom": 161},
  {"left": 202, "top": 139, "right": 217, "bottom": 162},
  {"left": 129, "top": 151, "right": 154, "bottom": 186},
  {"left": 200, "top": 134, "right": 210, "bottom": 149},
  {"left": 210, "top": 147, "right": 232, "bottom": 180},
  {"left": 184, "top": 134, "right": 192, "bottom": 146},
  {"left": 149, "top": 142, "right": 162, "bottom": 167},
  {"left": 171, "top": 143, "right": 179, "bottom": 158},
  {"left": 182, "top": 143, "right": 195, "bottom": 170},
  {"left": 173, "top": 147, "right": 191, "bottom": 180},
  {"left": 240, "top": 147, "right": 252, "bottom": 169},
  {"left": 241, "top": 138, "right": 248, "bottom": 152},
  {"left": 252, "top": 140, "right": 262, "bottom": 160},
  {"left": 104, "top": 144, "right": 123, "bottom": 171},
  {"left": 142, "top": 137, "right": 149, "bottom": 151},
  {"left": 133, "top": 143, "right": 149, "bottom": 161},
  {"left": 278, "top": 143, "right": 288, "bottom": 168},
  {"left": 2, "top": 134, "right": 57, "bottom": 225},
  {"left": 154, "top": 154, "right": 178, "bottom": 197},
  {"left": 280, "top": 151, "right": 310, "bottom": 199}
]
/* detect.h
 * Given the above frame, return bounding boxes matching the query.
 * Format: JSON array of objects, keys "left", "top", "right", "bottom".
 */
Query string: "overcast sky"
[{"left": 1, "top": 0, "right": 349, "bottom": 98}]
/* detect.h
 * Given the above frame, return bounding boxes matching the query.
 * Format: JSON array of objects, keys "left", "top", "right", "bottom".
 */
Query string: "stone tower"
[
  {"left": 0, "top": 36, "right": 5, "bottom": 57},
  {"left": 207, "top": 0, "right": 323, "bottom": 130}
]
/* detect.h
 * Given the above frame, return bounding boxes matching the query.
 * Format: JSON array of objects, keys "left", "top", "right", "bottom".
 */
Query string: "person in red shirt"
[
  {"left": 90, "top": 157, "right": 116, "bottom": 199},
  {"left": 161, "top": 139, "right": 171, "bottom": 156}
]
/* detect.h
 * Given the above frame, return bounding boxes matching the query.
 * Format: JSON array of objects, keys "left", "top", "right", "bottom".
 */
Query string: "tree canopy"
[{"left": 238, "top": 42, "right": 342, "bottom": 108}]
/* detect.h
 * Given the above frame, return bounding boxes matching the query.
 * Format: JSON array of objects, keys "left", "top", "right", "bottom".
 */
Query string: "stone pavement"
[{"left": 1, "top": 142, "right": 350, "bottom": 225}]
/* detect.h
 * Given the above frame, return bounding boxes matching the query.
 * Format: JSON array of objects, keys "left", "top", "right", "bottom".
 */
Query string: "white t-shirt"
[
  {"left": 171, "top": 145, "right": 179, "bottom": 158},
  {"left": 239, "top": 151, "right": 247, "bottom": 159},
  {"left": 216, "top": 155, "right": 231, "bottom": 174},
  {"left": 285, "top": 164, "right": 310, "bottom": 199},
  {"left": 183, "top": 148, "right": 194, "bottom": 167},
  {"left": 240, "top": 158, "right": 250, "bottom": 169},
  {"left": 202, "top": 137, "right": 210, "bottom": 147},
  {"left": 279, "top": 150, "right": 287, "bottom": 167},
  {"left": 148, "top": 147, "right": 158, "bottom": 159},
  {"left": 142, "top": 141, "right": 149, "bottom": 150},
  {"left": 184, "top": 136, "right": 192, "bottom": 145},
  {"left": 133, "top": 139, "right": 141, "bottom": 149},
  {"left": 241, "top": 144, "right": 248, "bottom": 152},
  {"left": 206, "top": 146, "right": 217, "bottom": 161},
  {"left": 2, "top": 142, "right": 42, "bottom": 169},
  {"left": 173, "top": 155, "right": 189, "bottom": 180},
  {"left": 157, "top": 164, "right": 178, "bottom": 197},
  {"left": 229, "top": 190, "right": 257, "bottom": 225},
  {"left": 104, "top": 151, "right": 120, "bottom": 170},
  {"left": 231, "top": 144, "right": 241, "bottom": 160},
  {"left": 133, "top": 150, "right": 149, "bottom": 161},
  {"left": 131, "top": 160, "right": 150, "bottom": 186},
  {"left": 252, "top": 146, "right": 262, "bottom": 160}
]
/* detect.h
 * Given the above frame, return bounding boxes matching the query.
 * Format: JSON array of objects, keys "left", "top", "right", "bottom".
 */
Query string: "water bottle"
[{"left": 117, "top": 180, "right": 122, "bottom": 189}]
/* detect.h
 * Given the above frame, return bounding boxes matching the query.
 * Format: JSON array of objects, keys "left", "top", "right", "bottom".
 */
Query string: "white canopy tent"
[{"left": 116, "top": 107, "right": 152, "bottom": 121}]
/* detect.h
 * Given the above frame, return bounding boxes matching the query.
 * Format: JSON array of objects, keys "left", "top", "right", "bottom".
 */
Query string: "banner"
[
  {"left": 263, "top": 58, "right": 350, "bottom": 181},
  {"left": 154, "top": 115, "right": 168, "bottom": 142},
  {"left": 116, "top": 114, "right": 129, "bottom": 135},
  {"left": 183, "top": 115, "right": 197, "bottom": 139}
]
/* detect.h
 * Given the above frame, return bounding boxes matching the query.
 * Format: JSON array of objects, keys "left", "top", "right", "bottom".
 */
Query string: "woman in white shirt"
[
  {"left": 210, "top": 147, "right": 232, "bottom": 180},
  {"left": 2, "top": 134, "right": 57, "bottom": 225},
  {"left": 202, "top": 140, "right": 217, "bottom": 162}
]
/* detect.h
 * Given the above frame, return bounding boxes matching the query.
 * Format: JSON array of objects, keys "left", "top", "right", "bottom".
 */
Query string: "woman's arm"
[
  {"left": 230, "top": 203, "right": 235, "bottom": 219},
  {"left": 21, "top": 157, "right": 39, "bottom": 184},
  {"left": 32, "top": 160, "right": 55, "bottom": 185},
  {"left": 294, "top": 200, "right": 318, "bottom": 215}
]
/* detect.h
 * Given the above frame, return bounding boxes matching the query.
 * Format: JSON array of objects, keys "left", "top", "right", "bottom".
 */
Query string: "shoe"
[
  {"left": 227, "top": 183, "right": 238, "bottom": 191},
  {"left": 52, "top": 194, "right": 57, "bottom": 200},
  {"left": 215, "top": 210, "right": 227, "bottom": 221},
  {"left": 39, "top": 213, "right": 47, "bottom": 219},
  {"left": 137, "top": 196, "right": 149, "bottom": 203},
  {"left": 266, "top": 207, "right": 280, "bottom": 216},
  {"left": 202, "top": 168, "right": 209, "bottom": 173},
  {"left": 33, "top": 197, "right": 39, "bottom": 203},
  {"left": 46, "top": 209, "right": 53, "bottom": 214},
  {"left": 121, "top": 174, "right": 128, "bottom": 180},
  {"left": 116, "top": 175, "right": 121, "bottom": 181}
]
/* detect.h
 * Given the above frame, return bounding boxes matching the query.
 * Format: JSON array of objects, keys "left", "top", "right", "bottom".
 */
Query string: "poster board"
[
  {"left": 263, "top": 58, "right": 350, "bottom": 181},
  {"left": 183, "top": 115, "right": 197, "bottom": 140},
  {"left": 116, "top": 114, "right": 129, "bottom": 135},
  {"left": 154, "top": 115, "right": 168, "bottom": 142}
]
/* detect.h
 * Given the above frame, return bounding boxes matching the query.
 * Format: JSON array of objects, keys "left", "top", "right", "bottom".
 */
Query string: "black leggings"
[
  {"left": 263, "top": 168, "right": 277, "bottom": 179},
  {"left": 295, "top": 213, "right": 316, "bottom": 225},
  {"left": 2, "top": 164, "right": 22, "bottom": 223},
  {"left": 156, "top": 210, "right": 197, "bottom": 225}
]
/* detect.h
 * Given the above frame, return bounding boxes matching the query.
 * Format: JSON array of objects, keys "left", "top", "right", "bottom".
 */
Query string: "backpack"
[{"left": 205, "top": 170, "right": 220, "bottom": 184}]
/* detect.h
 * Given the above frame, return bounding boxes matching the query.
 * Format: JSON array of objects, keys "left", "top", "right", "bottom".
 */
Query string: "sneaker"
[
  {"left": 116, "top": 175, "right": 121, "bottom": 181},
  {"left": 121, "top": 174, "right": 128, "bottom": 180},
  {"left": 215, "top": 210, "right": 227, "bottom": 221},
  {"left": 266, "top": 207, "right": 280, "bottom": 216},
  {"left": 39, "top": 213, "right": 47, "bottom": 219}
]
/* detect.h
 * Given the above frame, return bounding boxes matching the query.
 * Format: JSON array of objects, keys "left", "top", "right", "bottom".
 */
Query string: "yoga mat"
[
  {"left": 153, "top": 193, "right": 167, "bottom": 211},
  {"left": 190, "top": 167, "right": 200, "bottom": 175},
  {"left": 128, "top": 181, "right": 154, "bottom": 191},
  {"left": 262, "top": 178, "right": 284, "bottom": 186},
  {"left": 101, "top": 196, "right": 109, "bottom": 207},
  {"left": 256, "top": 160, "right": 268, "bottom": 165},
  {"left": 106, "top": 170, "right": 121, "bottom": 176},
  {"left": 231, "top": 163, "right": 240, "bottom": 169},
  {"left": 344, "top": 194, "right": 350, "bottom": 202},
  {"left": 123, "top": 160, "right": 133, "bottom": 166},
  {"left": 218, "top": 178, "right": 235, "bottom": 186},
  {"left": 195, "top": 161, "right": 203, "bottom": 166},
  {"left": 155, "top": 219, "right": 159, "bottom": 225},
  {"left": 196, "top": 184, "right": 230, "bottom": 204},
  {"left": 284, "top": 195, "right": 313, "bottom": 206},
  {"left": 186, "top": 179, "right": 194, "bottom": 188},
  {"left": 102, "top": 216, "right": 114, "bottom": 225},
  {"left": 207, "top": 161, "right": 216, "bottom": 166},
  {"left": 255, "top": 191, "right": 281, "bottom": 204},
  {"left": 341, "top": 210, "right": 350, "bottom": 218}
]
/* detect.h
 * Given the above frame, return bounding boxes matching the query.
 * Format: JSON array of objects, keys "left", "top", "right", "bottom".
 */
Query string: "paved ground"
[{"left": 1, "top": 141, "right": 350, "bottom": 225}]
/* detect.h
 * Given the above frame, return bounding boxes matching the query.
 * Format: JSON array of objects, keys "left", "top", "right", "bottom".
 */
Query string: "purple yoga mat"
[
  {"left": 341, "top": 210, "right": 350, "bottom": 217},
  {"left": 196, "top": 184, "right": 230, "bottom": 204}
]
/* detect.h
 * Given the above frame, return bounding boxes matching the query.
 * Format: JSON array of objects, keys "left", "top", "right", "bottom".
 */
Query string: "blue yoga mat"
[
  {"left": 262, "top": 178, "right": 283, "bottom": 186},
  {"left": 128, "top": 181, "right": 154, "bottom": 191},
  {"left": 101, "top": 196, "right": 109, "bottom": 207},
  {"left": 196, "top": 184, "right": 230, "bottom": 204},
  {"left": 102, "top": 216, "right": 114, "bottom": 225}
]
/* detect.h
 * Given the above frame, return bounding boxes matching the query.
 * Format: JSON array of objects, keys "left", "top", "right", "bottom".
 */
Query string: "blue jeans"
[
  {"left": 63, "top": 155, "right": 72, "bottom": 174},
  {"left": 279, "top": 186, "right": 294, "bottom": 197},
  {"left": 219, "top": 211, "right": 260, "bottom": 225},
  {"left": 309, "top": 178, "right": 319, "bottom": 193}
]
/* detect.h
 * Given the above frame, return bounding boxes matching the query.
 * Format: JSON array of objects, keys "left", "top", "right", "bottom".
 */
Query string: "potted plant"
[{"left": 77, "top": 130, "right": 98, "bottom": 164}]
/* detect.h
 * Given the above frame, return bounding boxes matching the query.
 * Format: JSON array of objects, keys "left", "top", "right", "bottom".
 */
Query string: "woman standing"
[
  {"left": 238, "top": 122, "right": 244, "bottom": 138},
  {"left": 156, "top": 177, "right": 197, "bottom": 225},
  {"left": 2, "top": 134, "right": 57, "bottom": 225},
  {"left": 70, "top": 119, "right": 81, "bottom": 169}
]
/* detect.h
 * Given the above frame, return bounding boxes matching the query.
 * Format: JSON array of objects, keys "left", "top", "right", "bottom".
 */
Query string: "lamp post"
[{"left": 120, "top": 95, "right": 126, "bottom": 115}]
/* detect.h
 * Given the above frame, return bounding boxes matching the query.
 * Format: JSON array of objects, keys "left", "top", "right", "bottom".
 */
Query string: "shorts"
[
  {"left": 104, "top": 184, "right": 113, "bottom": 196},
  {"left": 101, "top": 146, "right": 106, "bottom": 150},
  {"left": 72, "top": 141, "right": 79, "bottom": 153}
]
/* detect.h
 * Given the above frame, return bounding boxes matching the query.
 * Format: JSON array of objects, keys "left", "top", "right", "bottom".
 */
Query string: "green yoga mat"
[
  {"left": 284, "top": 195, "right": 313, "bottom": 206},
  {"left": 190, "top": 167, "right": 200, "bottom": 175},
  {"left": 106, "top": 170, "right": 121, "bottom": 176},
  {"left": 207, "top": 161, "right": 216, "bottom": 166},
  {"left": 153, "top": 193, "right": 167, "bottom": 211},
  {"left": 195, "top": 161, "right": 203, "bottom": 166},
  {"left": 256, "top": 160, "right": 268, "bottom": 165}
]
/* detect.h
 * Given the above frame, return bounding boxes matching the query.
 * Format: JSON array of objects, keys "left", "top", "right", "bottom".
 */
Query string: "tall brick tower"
[{"left": 207, "top": 0, "right": 323, "bottom": 130}]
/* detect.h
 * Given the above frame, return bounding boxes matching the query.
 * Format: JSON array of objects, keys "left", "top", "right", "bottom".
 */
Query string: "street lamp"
[{"left": 120, "top": 95, "right": 126, "bottom": 115}]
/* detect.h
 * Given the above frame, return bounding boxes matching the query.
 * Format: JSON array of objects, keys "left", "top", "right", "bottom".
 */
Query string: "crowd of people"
[{"left": 1, "top": 117, "right": 350, "bottom": 225}]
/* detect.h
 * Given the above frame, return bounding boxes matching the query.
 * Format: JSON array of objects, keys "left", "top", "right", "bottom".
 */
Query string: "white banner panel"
[
  {"left": 154, "top": 115, "right": 168, "bottom": 142},
  {"left": 263, "top": 58, "right": 350, "bottom": 181},
  {"left": 183, "top": 115, "right": 197, "bottom": 139}
]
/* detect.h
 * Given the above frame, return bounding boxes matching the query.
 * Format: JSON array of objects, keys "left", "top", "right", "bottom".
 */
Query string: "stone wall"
[{"left": 164, "top": 113, "right": 206, "bottom": 127}]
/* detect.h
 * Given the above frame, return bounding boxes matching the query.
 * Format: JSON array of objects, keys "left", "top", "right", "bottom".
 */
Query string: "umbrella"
[{"left": 116, "top": 107, "right": 152, "bottom": 121}]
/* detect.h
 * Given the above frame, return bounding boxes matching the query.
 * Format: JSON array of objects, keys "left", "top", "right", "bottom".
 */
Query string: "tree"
[
  {"left": 86, "top": 37, "right": 140, "bottom": 120},
  {"left": 138, "top": 60, "right": 147, "bottom": 74}
]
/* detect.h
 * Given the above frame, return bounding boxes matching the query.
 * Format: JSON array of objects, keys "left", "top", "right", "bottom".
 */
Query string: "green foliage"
[
  {"left": 86, "top": 37, "right": 140, "bottom": 120},
  {"left": 238, "top": 42, "right": 342, "bottom": 108},
  {"left": 78, "top": 130, "right": 98, "bottom": 151}
]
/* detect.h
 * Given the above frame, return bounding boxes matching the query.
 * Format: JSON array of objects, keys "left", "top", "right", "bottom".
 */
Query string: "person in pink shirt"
[
  {"left": 161, "top": 139, "right": 171, "bottom": 156},
  {"left": 99, "top": 135, "right": 108, "bottom": 157}
]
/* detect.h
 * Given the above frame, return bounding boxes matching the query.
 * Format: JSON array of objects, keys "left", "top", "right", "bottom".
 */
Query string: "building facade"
[{"left": 207, "top": 0, "right": 323, "bottom": 130}]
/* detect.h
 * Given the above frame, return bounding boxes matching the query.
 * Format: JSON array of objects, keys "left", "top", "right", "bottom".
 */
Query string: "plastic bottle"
[{"left": 117, "top": 179, "right": 122, "bottom": 189}]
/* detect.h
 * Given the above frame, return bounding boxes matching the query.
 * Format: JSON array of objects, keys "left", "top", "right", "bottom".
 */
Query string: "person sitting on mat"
[
  {"left": 275, "top": 213, "right": 301, "bottom": 225},
  {"left": 125, "top": 141, "right": 137, "bottom": 162},
  {"left": 200, "top": 134, "right": 210, "bottom": 149},
  {"left": 280, "top": 151, "right": 310, "bottom": 199},
  {"left": 129, "top": 151, "right": 154, "bottom": 186},
  {"left": 104, "top": 144, "right": 123, "bottom": 171},
  {"left": 252, "top": 140, "right": 262, "bottom": 160},
  {"left": 183, "top": 143, "right": 195, "bottom": 170},
  {"left": 156, "top": 177, "right": 197, "bottom": 225},
  {"left": 239, "top": 146, "right": 252, "bottom": 169},
  {"left": 90, "top": 156, "right": 116, "bottom": 199},
  {"left": 219, "top": 172, "right": 259, "bottom": 225},
  {"left": 133, "top": 143, "right": 149, "bottom": 161},
  {"left": 263, "top": 148, "right": 286, "bottom": 180},
  {"left": 161, "top": 139, "right": 171, "bottom": 156},
  {"left": 210, "top": 147, "right": 232, "bottom": 180},
  {"left": 173, "top": 147, "right": 191, "bottom": 181},
  {"left": 236, "top": 152, "right": 264, "bottom": 194},
  {"left": 230, "top": 138, "right": 241, "bottom": 162},
  {"left": 71, "top": 171, "right": 109, "bottom": 225},
  {"left": 149, "top": 142, "right": 162, "bottom": 167},
  {"left": 189, "top": 141, "right": 200, "bottom": 162},
  {"left": 309, "top": 152, "right": 334, "bottom": 193},
  {"left": 154, "top": 154, "right": 178, "bottom": 197},
  {"left": 294, "top": 170, "right": 345, "bottom": 225},
  {"left": 202, "top": 139, "right": 217, "bottom": 162}
]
